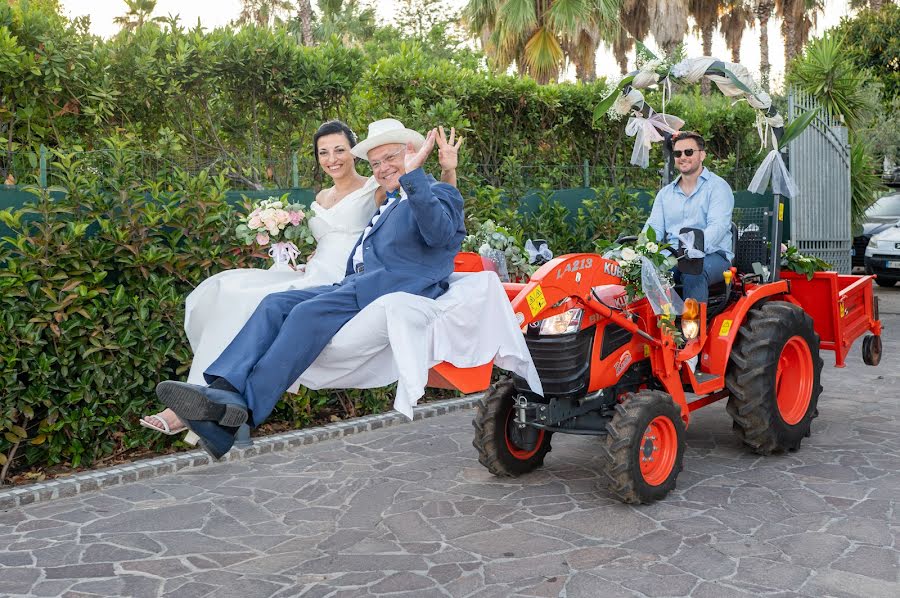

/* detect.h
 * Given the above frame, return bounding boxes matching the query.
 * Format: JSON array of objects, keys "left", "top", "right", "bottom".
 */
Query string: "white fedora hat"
[{"left": 350, "top": 118, "right": 425, "bottom": 161}]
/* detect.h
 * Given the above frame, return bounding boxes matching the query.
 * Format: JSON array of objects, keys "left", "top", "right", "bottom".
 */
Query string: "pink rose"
[
  {"left": 247, "top": 215, "right": 262, "bottom": 229},
  {"left": 256, "top": 232, "right": 270, "bottom": 246},
  {"left": 274, "top": 209, "right": 291, "bottom": 225},
  {"left": 289, "top": 211, "right": 302, "bottom": 226}
]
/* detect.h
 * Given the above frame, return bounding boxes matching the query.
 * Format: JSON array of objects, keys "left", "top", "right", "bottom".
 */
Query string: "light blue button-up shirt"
[{"left": 644, "top": 167, "right": 735, "bottom": 261}]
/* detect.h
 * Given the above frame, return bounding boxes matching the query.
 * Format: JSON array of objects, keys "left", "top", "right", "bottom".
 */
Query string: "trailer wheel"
[
  {"left": 600, "top": 390, "right": 686, "bottom": 504},
  {"left": 726, "top": 302, "right": 823, "bottom": 454},
  {"left": 472, "top": 378, "right": 552, "bottom": 476},
  {"left": 862, "top": 334, "right": 882, "bottom": 366}
]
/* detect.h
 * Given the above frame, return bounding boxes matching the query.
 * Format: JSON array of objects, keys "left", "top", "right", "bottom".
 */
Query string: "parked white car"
[{"left": 865, "top": 223, "right": 900, "bottom": 287}]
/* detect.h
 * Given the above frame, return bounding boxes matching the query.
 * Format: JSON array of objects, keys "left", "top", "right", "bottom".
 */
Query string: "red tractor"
[{"left": 430, "top": 207, "right": 883, "bottom": 504}]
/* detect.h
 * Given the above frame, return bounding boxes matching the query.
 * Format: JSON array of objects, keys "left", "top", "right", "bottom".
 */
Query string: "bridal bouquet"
[{"left": 235, "top": 195, "right": 314, "bottom": 269}]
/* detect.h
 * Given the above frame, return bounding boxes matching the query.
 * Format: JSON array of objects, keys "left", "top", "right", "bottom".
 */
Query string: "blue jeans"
[{"left": 674, "top": 251, "right": 731, "bottom": 303}]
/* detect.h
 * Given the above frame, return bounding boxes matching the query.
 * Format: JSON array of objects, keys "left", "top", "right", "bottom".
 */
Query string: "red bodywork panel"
[{"left": 428, "top": 253, "right": 882, "bottom": 425}]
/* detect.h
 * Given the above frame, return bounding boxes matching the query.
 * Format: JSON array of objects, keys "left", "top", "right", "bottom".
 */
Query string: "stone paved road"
[{"left": 1, "top": 290, "right": 899, "bottom": 598}]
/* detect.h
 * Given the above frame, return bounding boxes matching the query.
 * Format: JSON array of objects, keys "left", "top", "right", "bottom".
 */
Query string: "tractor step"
[{"left": 693, "top": 371, "right": 722, "bottom": 385}]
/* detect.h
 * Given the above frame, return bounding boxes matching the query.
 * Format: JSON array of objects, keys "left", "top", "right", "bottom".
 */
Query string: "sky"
[{"left": 59, "top": 0, "right": 856, "bottom": 90}]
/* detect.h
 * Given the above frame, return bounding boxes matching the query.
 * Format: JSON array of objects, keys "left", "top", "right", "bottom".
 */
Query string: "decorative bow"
[
  {"left": 269, "top": 241, "right": 301, "bottom": 269},
  {"left": 748, "top": 149, "right": 799, "bottom": 198},
  {"left": 525, "top": 239, "right": 553, "bottom": 265},
  {"left": 624, "top": 113, "right": 685, "bottom": 168}
]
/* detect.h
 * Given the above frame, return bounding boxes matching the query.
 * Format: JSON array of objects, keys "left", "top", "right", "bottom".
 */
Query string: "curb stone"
[{"left": 0, "top": 394, "right": 482, "bottom": 510}]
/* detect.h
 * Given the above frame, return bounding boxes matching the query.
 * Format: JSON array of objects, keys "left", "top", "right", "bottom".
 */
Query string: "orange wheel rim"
[
  {"left": 639, "top": 416, "right": 678, "bottom": 486},
  {"left": 775, "top": 335, "right": 813, "bottom": 425},
  {"left": 504, "top": 408, "right": 545, "bottom": 460}
]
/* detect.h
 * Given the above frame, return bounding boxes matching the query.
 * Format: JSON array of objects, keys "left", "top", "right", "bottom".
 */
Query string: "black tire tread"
[
  {"left": 599, "top": 390, "right": 685, "bottom": 504},
  {"left": 472, "top": 378, "right": 551, "bottom": 477},
  {"left": 725, "top": 301, "right": 824, "bottom": 455}
]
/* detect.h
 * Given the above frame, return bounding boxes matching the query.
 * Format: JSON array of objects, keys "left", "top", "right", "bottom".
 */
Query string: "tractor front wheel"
[
  {"left": 726, "top": 302, "right": 824, "bottom": 454},
  {"left": 472, "top": 378, "right": 552, "bottom": 476},
  {"left": 600, "top": 390, "right": 686, "bottom": 504}
]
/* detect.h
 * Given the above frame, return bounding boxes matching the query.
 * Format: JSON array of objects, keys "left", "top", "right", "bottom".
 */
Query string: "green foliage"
[
  {"left": 779, "top": 107, "right": 820, "bottom": 149},
  {"left": 781, "top": 244, "right": 833, "bottom": 279},
  {"left": 0, "top": 147, "right": 398, "bottom": 482},
  {"left": 832, "top": 2, "right": 900, "bottom": 106},
  {"left": 849, "top": 131, "right": 887, "bottom": 230},
  {"left": 461, "top": 219, "right": 532, "bottom": 280},
  {"left": 786, "top": 32, "right": 877, "bottom": 129},
  {"left": 461, "top": 186, "right": 647, "bottom": 261}
]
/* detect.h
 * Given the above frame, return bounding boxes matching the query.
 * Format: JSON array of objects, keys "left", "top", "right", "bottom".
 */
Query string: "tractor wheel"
[
  {"left": 472, "top": 378, "right": 552, "bottom": 476},
  {"left": 725, "top": 302, "right": 824, "bottom": 454},
  {"left": 600, "top": 390, "right": 686, "bottom": 504}
]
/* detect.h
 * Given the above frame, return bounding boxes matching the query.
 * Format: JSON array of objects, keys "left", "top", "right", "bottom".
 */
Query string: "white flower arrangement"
[{"left": 598, "top": 230, "right": 678, "bottom": 302}]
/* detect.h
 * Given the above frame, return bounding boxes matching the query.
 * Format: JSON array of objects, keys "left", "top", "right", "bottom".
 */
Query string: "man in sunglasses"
[{"left": 643, "top": 130, "right": 734, "bottom": 303}]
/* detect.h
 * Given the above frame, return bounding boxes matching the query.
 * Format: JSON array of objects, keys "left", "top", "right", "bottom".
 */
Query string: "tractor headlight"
[
  {"left": 539, "top": 308, "right": 584, "bottom": 335},
  {"left": 681, "top": 298, "right": 700, "bottom": 340}
]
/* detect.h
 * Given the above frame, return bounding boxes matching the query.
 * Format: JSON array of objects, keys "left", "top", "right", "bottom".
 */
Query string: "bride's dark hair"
[{"left": 313, "top": 120, "right": 358, "bottom": 158}]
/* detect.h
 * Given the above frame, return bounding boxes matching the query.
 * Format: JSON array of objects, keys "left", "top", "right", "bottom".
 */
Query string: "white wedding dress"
[{"left": 184, "top": 177, "right": 379, "bottom": 385}]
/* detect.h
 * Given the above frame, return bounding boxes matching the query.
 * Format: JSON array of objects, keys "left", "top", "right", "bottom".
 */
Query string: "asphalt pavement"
[{"left": 1, "top": 288, "right": 898, "bottom": 597}]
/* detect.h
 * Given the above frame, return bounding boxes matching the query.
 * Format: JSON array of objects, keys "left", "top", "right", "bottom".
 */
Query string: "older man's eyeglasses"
[
  {"left": 672, "top": 149, "right": 698, "bottom": 158},
  {"left": 370, "top": 148, "right": 405, "bottom": 171}
]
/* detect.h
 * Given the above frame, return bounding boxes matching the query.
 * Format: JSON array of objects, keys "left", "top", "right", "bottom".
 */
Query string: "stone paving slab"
[{"left": 1, "top": 292, "right": 899, "bottom": 597}]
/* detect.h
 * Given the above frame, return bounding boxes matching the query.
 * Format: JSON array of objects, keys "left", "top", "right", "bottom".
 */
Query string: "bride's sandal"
[
  {"left": 139, "top": 412, "right": 187, "bottom": 436},
  {"left": 183, "top": 431, "right": 200, "bottom": 446}
]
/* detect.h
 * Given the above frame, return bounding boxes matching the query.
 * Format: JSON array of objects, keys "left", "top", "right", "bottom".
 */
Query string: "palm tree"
[
  {"left": 461, "top": 0, "right": 619, "bottom": 84},
  {"left": 688, "top": 0, "right": 721, "bottom": 94},
  {"left": 610, "top": 0, "right": 649, "bottom": 75},
  {"left": 850, "top": 0, "right": 885, "bottom": 10},
  {"left": 719, "top": 0, "right": 754, "bottom": 63},
  {"left": 776, "top": 0, "right": 824, "bottom": 66},
  {"left": 314, "top": 0, "right": 377, "bottom": 45},
  {"left": 755, "top": 0, "right": 775, "bottom": 89},
  {"left": 113, "top": 0, "right": 165, "bottom": 32},
  {"left": 647, "top": 0, "right": 689, "bottom": 58},
  {"left": 235, "top": 0, "right": 294, "bottom": 28},
  {"left": 297, "top": 0, "right": 314, "bottom": 45}
]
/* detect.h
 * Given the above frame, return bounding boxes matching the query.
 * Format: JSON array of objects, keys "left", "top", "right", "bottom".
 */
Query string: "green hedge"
[
  {"left": 1, "top": 2, "right": 766, "bottom": 194},
  {"left": 0, "top": 150, "right": 405, "bottom": 480}
]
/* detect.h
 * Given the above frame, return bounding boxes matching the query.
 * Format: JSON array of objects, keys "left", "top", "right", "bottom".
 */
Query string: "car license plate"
[{"left": 887, "top": 260, "right": 900, "bottom": 269}]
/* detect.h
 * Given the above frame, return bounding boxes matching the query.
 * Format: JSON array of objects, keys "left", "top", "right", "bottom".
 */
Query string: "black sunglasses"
[{"left": 672, "top": 149, "right": 698, "bottom": 158}]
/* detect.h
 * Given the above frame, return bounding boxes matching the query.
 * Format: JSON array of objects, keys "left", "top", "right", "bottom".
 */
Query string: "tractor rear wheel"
[
  {"left": 472, "top": 378, "right": 552, "bottom": 476},
  {"left": 600, "top": 390, "right": 686, "bottom": 504},
  {"left": 726, "top": 302, "right": 823, "bottom": 454}
]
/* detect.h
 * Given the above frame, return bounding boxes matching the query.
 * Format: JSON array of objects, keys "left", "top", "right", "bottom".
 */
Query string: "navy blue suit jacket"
[{"left": 343, "top": 168, "right": 466, "bottom": 308}]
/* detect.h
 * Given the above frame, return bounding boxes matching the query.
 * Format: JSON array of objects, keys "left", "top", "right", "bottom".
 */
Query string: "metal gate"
[{"left": 787, "top": 88, "right": 852, "bottom": 273}]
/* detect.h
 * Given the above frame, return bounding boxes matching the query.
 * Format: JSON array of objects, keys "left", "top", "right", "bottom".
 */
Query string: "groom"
[{"left": 156, "top": 119, "right": 466, "bottom": 459}]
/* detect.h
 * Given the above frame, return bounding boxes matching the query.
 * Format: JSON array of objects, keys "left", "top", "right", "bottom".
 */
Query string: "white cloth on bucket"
[{"left": 287, "top": 271, "right": 543, "bottom": 419}]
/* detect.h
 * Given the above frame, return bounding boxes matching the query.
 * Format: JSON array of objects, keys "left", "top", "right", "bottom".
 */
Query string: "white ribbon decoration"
[
  {"left": 748, "top": 149, "right": 799, "bottom": 198},
  {"left": 624, "top": 113, "right": 685, "bottom": 168},
  {"left": 268, "top": 241, "right": 301, "bottom": 270},
  {"left": 525, "top": 239, "right": 553, "bottom": 265},
  {"left": 676, "top": 231, "right": 706, "bottom": 258}
]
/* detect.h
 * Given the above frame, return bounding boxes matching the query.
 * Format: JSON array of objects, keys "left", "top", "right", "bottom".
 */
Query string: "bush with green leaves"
[{"left": 0, "top": 146, "right": 402, "bottom": 483}]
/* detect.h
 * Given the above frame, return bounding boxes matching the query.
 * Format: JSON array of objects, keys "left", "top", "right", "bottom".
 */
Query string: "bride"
[{"left": 141, "top": 120, "right": 462, "bottom": 435}]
